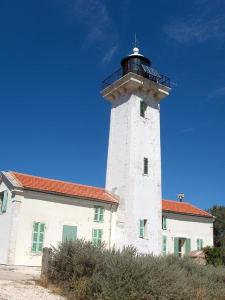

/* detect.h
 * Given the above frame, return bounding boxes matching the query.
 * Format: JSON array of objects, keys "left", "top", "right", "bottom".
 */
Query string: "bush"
[
  {"left": 203, "top": 246, "right": 225, "bottom": 267},
  {"left": 47, "top": 240, "right": 225, "bottom": 300}
]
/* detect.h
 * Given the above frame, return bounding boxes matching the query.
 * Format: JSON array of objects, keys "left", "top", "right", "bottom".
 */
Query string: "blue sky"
[{"left": 0, "top": 0, "right": 225, "bottom": 209}]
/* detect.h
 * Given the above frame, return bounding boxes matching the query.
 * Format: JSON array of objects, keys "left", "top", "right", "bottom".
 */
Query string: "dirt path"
[
  {"left": 0, "top": 269, "right": 64, "bottom": 300},
  {"left": 0, "top": 280, "right": 64, "bottom": 300}
]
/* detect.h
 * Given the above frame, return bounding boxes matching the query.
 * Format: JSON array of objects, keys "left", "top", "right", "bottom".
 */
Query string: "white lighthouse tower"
[{"left": 101, "top": 47, "right": 170, "bottom": 254}]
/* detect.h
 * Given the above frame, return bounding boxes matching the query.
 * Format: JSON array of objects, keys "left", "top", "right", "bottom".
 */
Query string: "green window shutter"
[
  {"left": 162, "top": 217, "right": 167, "bottom": 230},
  {"left": 99, "top": 207, "right": 104, "bottom": 222},
  {"left": 94, "top": 207, "right": 99, "bottom": 222},
  {"left": 197, "top": 239, "right": 200, "bottom": 250},
  {"left": 163, "top": 235, "right": 167, "bottom": 256},
  {"left": 197, "top": 239, "right": 203, "bottom": 250},
  {"left": 92, "top": 229, "right": 97, "bottom": 240},
  {"left": 92, "top": 229, "right": 103, "bottom": 246},
  {"left": 98, "top": 229, "right": 103, "bottom": 241},
  {"left": 139, "top": 219, "right": 144, "bottom": 238},
  {"left": 200, "top": 239, "right": 203, "bottom": 249},
  {"left": 32, "top": 222, "right": 45, "bottom": 253},
  {"left": 174, "top": 237, "right": 179, "bottom": 256},
  {"left": 2, "top": 190, "right": 8, "bottom": 213},
  {"left": 185, "top": 238, "right": 191, "bottom": 254},
  {"left": 92, "top": 229, "right": 97, "bottom": 245},
  {"left": 62, "top": 225, "right": 77, "bottom": 242}
]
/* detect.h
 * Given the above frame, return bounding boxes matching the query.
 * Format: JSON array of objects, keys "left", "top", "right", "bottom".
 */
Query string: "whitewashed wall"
[
  {"left": 0, "top": 181, "right": 13, "bottom": 264},
  {"left": 162, "top": 212, "right": 214, "bottom": 255},
  {"left": 12, "top": 190, "right": 117, "bottom": 266},
  {"left": 106, "top": 89, "right": 162, "bottom": 254}
]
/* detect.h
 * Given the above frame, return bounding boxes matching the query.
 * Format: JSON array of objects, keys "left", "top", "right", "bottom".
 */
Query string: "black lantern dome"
[{"left": 120, "top": 47, "right": 151, "bottom": 77}]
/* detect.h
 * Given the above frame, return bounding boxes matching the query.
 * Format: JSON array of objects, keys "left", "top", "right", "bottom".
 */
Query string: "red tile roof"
[
  {"left": 162, "top": 199, "right": 213, "bottom": 218},
  {"left": 7, "top": 171, "right": 212, "bottom": 218},
  {"left": 10, "top": 172, "right": 118, "bottom": 205}
]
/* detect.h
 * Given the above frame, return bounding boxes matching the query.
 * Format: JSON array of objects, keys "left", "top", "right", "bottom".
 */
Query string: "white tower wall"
[{"left": 102, "top": 68, "right": 170, "bottom": 255}]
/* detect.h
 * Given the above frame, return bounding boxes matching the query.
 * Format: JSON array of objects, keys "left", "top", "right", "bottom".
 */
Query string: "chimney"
[{"left": 178, "top": 193, "right": 185, "bottom": 202}]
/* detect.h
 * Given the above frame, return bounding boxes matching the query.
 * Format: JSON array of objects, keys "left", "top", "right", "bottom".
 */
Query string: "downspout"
[{"left": 109, "top": 203, "right": 113, "bottom": 249}]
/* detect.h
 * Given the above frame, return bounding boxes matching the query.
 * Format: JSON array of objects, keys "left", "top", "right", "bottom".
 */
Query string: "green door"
[{"left": 62, "top": 225, "right": 77, "bottom": 242}]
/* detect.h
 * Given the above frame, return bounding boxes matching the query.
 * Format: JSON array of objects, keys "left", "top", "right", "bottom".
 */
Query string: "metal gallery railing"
[{"left": 102, "top": 63, "right": 170, "bottom": 90}]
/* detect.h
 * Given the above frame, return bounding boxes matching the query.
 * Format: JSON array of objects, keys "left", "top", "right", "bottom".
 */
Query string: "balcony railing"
[{"left": 102, "top": 63, "right": 170, "bottom": 90}]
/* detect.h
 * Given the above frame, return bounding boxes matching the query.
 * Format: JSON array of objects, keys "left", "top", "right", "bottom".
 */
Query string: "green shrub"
[
  {"left": 47, "top": 240, "right": 225, "bottom": 300},
  {"left": 203, "top": 246, "right": 225, "bottom": 267}
]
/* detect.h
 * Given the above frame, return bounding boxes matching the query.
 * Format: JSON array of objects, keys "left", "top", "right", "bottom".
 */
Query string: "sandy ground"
[
  {"left": 0, "top": 280, "right": 65, "bottom": 300},
  {"left": 0, "top": 268, "right": 65, "bottom": 300}
]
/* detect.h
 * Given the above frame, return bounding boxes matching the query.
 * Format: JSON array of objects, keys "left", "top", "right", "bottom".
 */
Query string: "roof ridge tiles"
[
  {"left": 4, "top": 171, "right": 212, "bottom": 217},
  {"left": 10, "top": 171, "right": 105, "bottom": 191},
  {"left": 162, "top": 199, "right": 212, "bottom": 218}
]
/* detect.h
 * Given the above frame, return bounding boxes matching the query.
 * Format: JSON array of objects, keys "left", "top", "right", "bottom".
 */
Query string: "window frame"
[
  {"left": 0, "top": 192, "right": 4, "bottom": 213},
  {"left": 196, "top": 238, "right": 203, "bottom": 250},
  {"left": 139, "top": 219, "right": 147, "bottom": 238},
  {"left": 0, "top": 190, "right": 8, "bottom": 214},
  {"left": 162, "top": 216, "right": 167, "bottom": 230},
  {"left": 140, "top": 101, "right": 147, "bottom": 118},
  {"left": 31, "top": 222, "right": 45, "bottom": 253},
  {"left": 92, "top": 229, "right": 103, "bottom": 246},
  {"left": 94, "top": 206, "right": 104, "bottom": 223}
]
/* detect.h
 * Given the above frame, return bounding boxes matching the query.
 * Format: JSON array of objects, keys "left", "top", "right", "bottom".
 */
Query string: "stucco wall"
[
  {"left": 162, "top": 212, "right": 214, "bottom": 255},
  {"left": 0, "top": 182, "right": 13, "bottom": 264},
  {"left": 13, "top": 190, "right": 117, "bottom": 266}
]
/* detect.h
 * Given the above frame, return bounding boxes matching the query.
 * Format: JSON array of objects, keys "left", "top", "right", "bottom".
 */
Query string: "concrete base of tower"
[{"left": 113, "top": 223, "right": 162, "bottom": 255}]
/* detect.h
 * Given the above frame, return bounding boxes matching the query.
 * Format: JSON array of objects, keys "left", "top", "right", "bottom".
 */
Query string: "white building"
[{"left": 0, "top": 47, "right": 214, "bottom": 266}]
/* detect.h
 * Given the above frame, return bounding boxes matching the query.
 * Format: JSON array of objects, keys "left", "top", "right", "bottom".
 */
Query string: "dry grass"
[{"left": 37, "top": 277, "right": 63, "bottom": 296}]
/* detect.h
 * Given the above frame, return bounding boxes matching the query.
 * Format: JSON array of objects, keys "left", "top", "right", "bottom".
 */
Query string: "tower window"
[
  {"left": 139, "top": 219, "right": 147, "bottom": 238},
  {"left": 143, "top": 158, "right": 148, "bottom": 175},
  {"left": 140, "top": 101, "right": 147, "bottom": 118}
]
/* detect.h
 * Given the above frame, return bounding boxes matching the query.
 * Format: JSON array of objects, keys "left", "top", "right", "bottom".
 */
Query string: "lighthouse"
[{"left": 101, "top": 47, "right": 170, "bottom": 254}]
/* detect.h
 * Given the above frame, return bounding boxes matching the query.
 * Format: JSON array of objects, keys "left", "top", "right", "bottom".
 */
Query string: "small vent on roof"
[{"left": 178, "top": 193, "right": 185, "bottom": 202}]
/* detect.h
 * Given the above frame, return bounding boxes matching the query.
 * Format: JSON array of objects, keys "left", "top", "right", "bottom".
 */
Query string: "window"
[
  {"left": 174, "top": 238, "right": 191, "bottom": 257},
  {"left": 162, "top": 217, "right": 167, "bottom": 230},
  {"left": 139, "top": 219, "right": 147, "bottom": 238},
  {"left": 197, "top": 238, "right": 203, "bottom": 250},
  {"left": 31, "top": 222, "right": 45, "bottom": 253},
  {"left": 94, "top": 206, "right": 104, "bottom": 222},
  {"left": 0, "top": 192, "right": 4, "bottom": 212},
  {"left": 92, "top": 229, "right": 103, "bottom": 246},
  {"left": 143, "top": 158, "right": 148, "bottom": 175},
  {"left": 62, "top": 225, "right": 77, "bottom": 242},
  {"left": 140, "top": 101, "right": 147, "bottom": 118},
  {"left": 0, "top": 190, "right": 8, "bottom": 213},
  {"left": 163, "top": 236, "right": 167, "bottom": 256}
]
